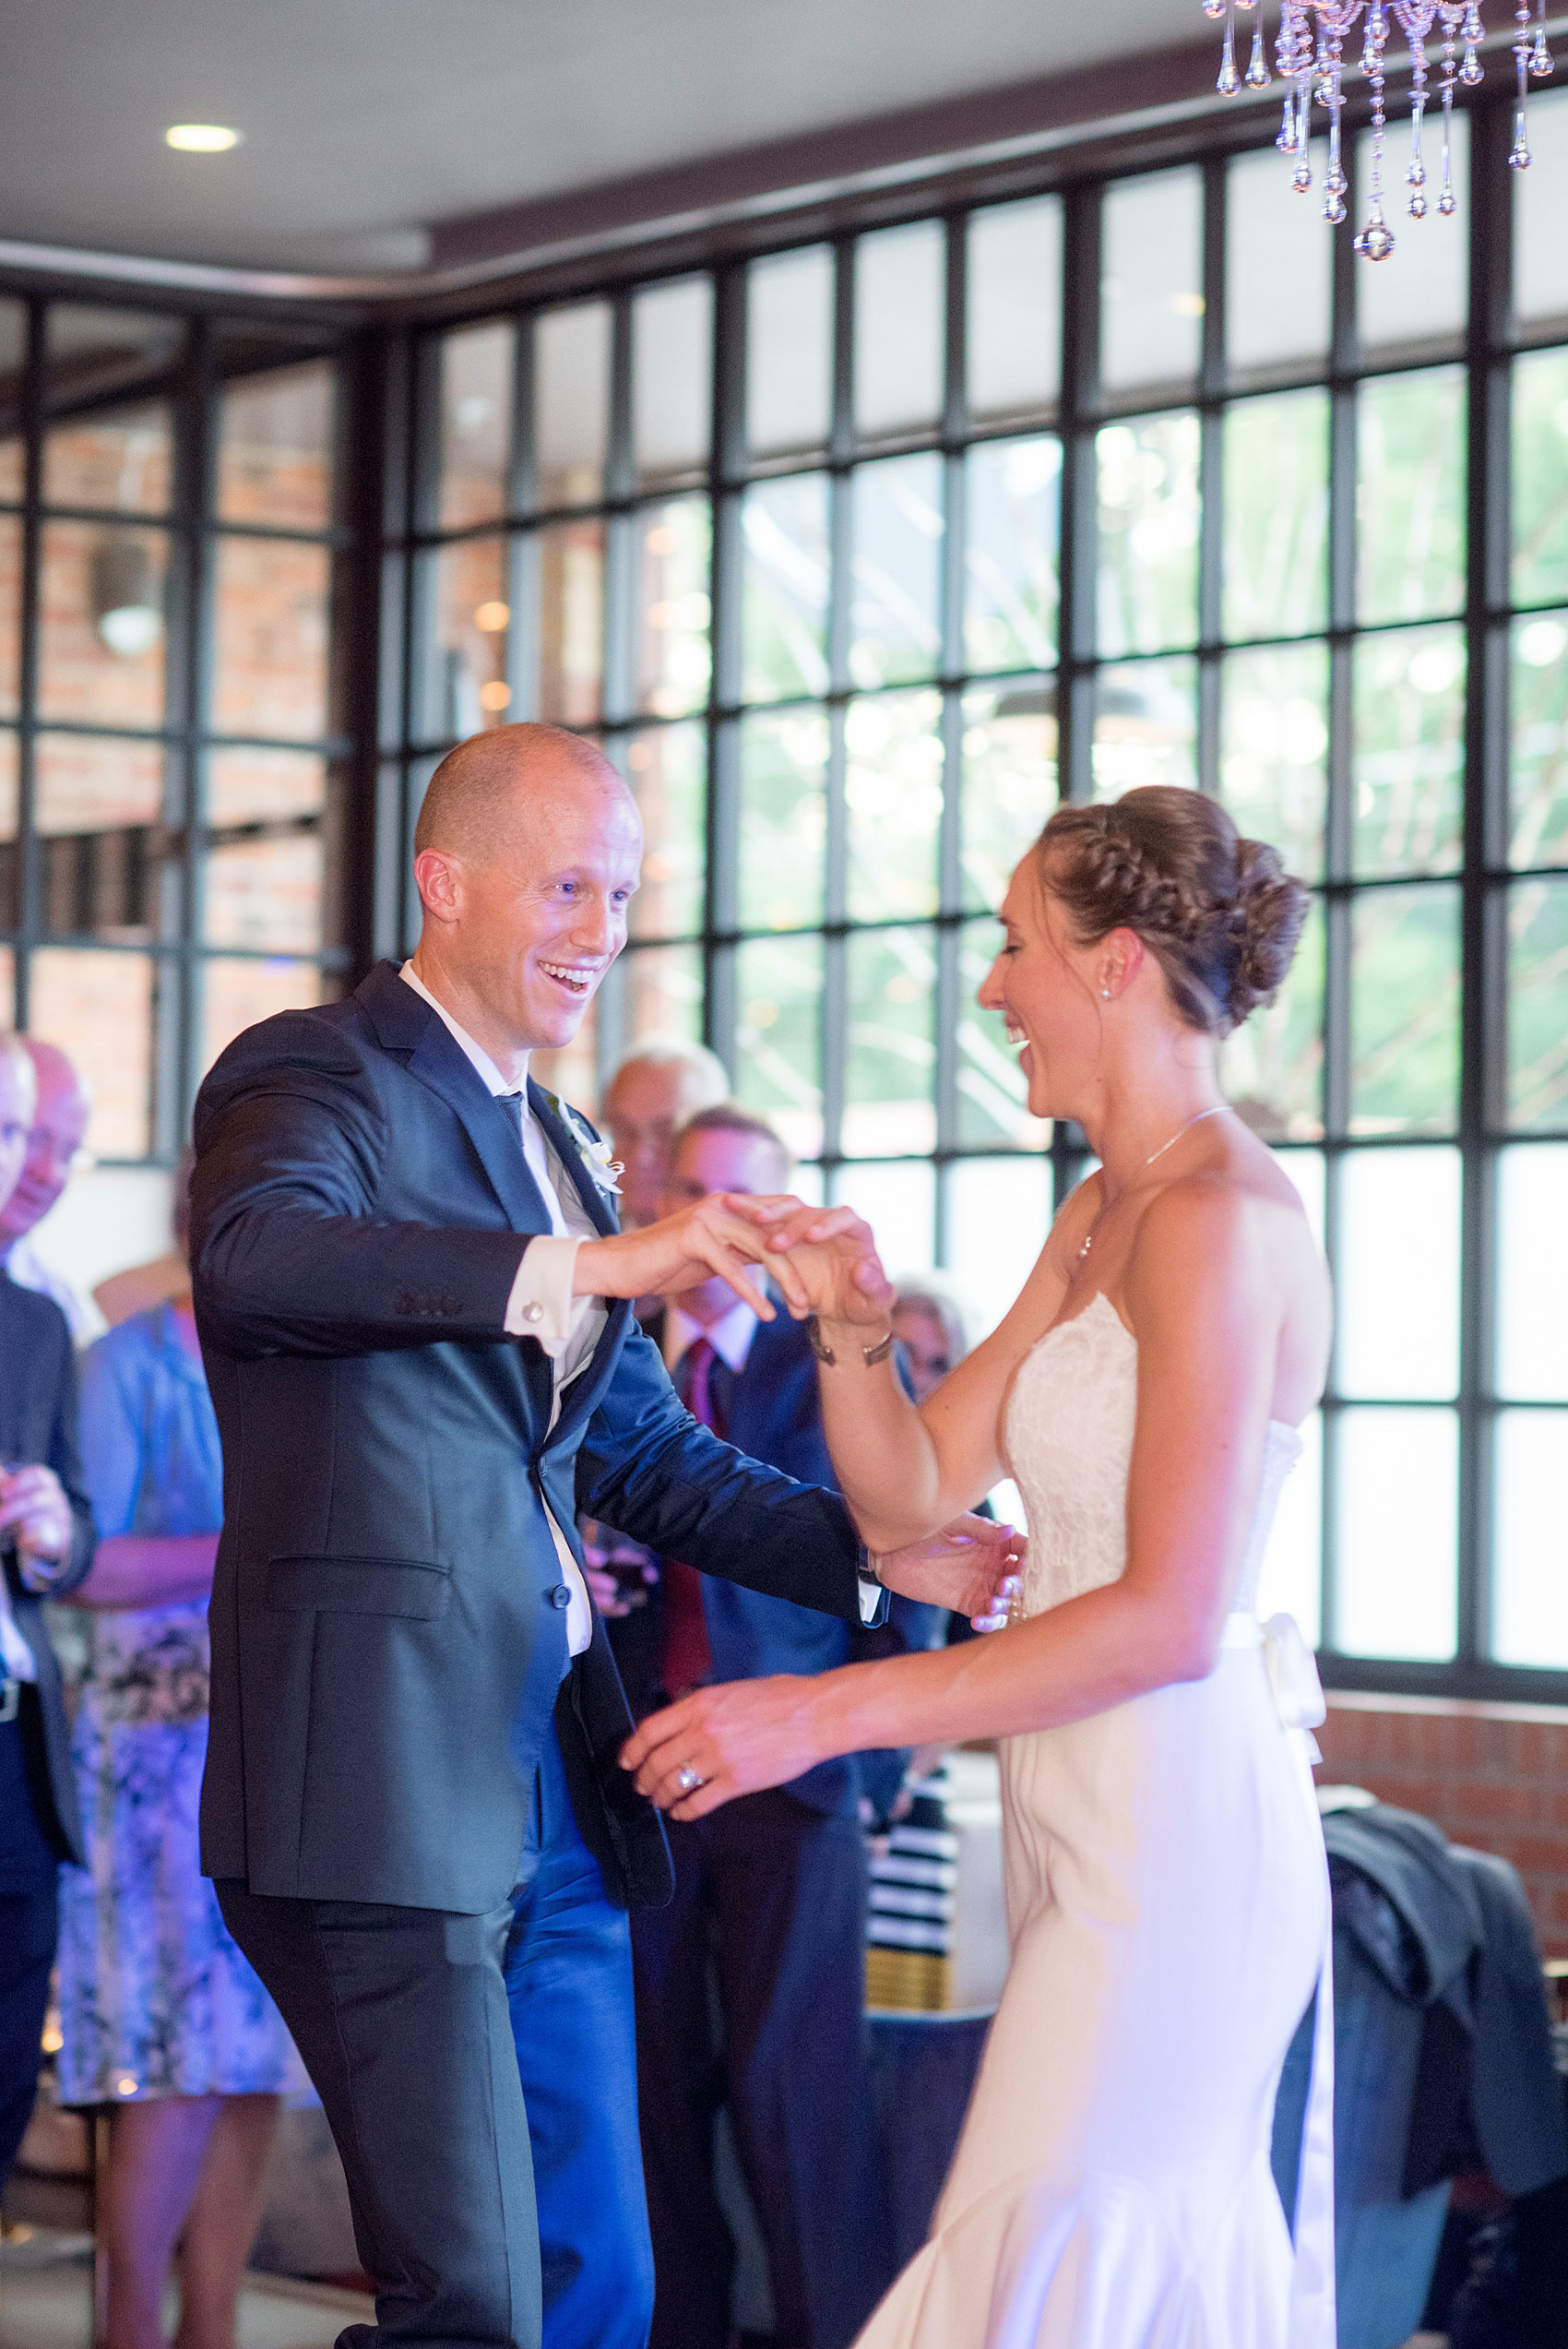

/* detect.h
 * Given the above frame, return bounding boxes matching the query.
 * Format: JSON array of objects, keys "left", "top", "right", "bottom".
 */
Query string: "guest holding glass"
[{"left": 55, "top": 1161, "right": 304, "bottom": 2349}]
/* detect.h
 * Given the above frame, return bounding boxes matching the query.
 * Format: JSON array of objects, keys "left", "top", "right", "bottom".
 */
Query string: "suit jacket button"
[
  {"left": 522, "top": 1301, "right": 544, "bottom": 1325},
  {"left": 395, "top": 1291, "right": 415, "bottom": 1315},
  {"left": 440, "top": 1294, "right": 460, "bottom": 1316},
  {"left": 548, "top": 1583, "right": 573, "bottom": 1610}
]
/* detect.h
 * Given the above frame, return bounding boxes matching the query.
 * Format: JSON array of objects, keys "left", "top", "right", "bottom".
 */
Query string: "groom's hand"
[
  {"left": 873, "top": 1514, "right": 1023, "bottom": 1631},
  {"left": 574, "top": 1195, "right": 812, "bottom": 1318}
]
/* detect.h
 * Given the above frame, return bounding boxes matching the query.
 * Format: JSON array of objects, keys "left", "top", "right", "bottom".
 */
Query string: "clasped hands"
[{"left": 0, "top": 1461, "right": 75, "bottom": 1586}]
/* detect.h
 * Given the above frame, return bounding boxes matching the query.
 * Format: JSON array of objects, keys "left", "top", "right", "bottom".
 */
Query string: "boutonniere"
[{"left": 544, "top": 1093, "right": 624, "bottom": 1197}]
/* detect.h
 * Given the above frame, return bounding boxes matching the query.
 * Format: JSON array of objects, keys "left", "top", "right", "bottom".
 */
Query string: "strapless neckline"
[{"left": 1019, "top": 1289, "right": 1304, "bottom": 1459}]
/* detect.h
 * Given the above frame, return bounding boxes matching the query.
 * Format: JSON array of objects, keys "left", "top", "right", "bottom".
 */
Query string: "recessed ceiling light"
[{"left": 164, "top": 124, "right": 242, "bottom": 153}]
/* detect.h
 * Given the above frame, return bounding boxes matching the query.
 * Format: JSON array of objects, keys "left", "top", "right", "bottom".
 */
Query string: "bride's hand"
[
  {"left": 725, "top": 1201, "right": 895, "bottom": 1330},
  {"left": 574, "top": 1195, "right": 812, "bottom": 1318},
  {"left": 621, "top": 1673, "right": 827, "bottom": 1818}
]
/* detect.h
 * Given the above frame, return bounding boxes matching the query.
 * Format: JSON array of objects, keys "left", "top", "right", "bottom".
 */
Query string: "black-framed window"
[{"left": 0, "top": 300, "right": 356, "bottom": 1160}]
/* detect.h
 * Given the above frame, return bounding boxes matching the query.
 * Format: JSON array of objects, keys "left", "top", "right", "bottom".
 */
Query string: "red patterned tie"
[{"left": 662, "top": 1337, "right": 723, "bottom": 1698}]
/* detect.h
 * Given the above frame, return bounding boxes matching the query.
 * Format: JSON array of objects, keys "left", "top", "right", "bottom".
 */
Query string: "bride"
[{"left": 623, "top": 785, "right": 1336, "bottom": 2348}]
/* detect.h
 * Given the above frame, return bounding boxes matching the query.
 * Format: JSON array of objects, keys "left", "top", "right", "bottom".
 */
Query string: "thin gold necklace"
[{"left": 1076, "top": 1103, "right": 1229, "bottom": 1265}]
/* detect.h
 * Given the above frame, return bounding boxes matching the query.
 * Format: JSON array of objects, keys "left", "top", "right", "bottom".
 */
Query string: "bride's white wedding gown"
[{"left": 858, "top": 1293, "right": 1336, "bottom": 2349}]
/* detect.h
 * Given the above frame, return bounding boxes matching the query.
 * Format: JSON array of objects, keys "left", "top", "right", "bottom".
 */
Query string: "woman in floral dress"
[{"left": 57, "top": 1263, "right": 305, "bottom": 2349}]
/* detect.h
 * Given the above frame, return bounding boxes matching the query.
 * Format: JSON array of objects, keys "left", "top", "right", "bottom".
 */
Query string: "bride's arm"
[
  {"left": 738, "top": 1179, "right": 1101, "bottom": 1553},
  {"left": 624, "top": 1179, "right": 1301, "bottom": 1813}
]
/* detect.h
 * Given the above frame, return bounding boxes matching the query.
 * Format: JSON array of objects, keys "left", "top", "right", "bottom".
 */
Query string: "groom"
[{"left": 190, "top": 723, "right": 1010, "bottom": 2349}]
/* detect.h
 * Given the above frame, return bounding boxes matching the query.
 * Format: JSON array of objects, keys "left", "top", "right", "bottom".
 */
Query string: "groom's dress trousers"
[
  {"left": 611, "top": 1302, "right": 939, "bottom": 2349},
  {"left": 189, "top": 959, "right": 883, "bottom": 2349}
]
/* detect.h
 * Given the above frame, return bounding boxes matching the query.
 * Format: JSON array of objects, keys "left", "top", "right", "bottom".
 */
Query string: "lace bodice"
[{"left": 1003, "top": 1292, "right": 1302, "bottom": 1621}]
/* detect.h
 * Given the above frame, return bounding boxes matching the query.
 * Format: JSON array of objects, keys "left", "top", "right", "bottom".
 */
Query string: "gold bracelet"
[{"left": 807, "top": 1315, "right": 895, "bottom": 1368}]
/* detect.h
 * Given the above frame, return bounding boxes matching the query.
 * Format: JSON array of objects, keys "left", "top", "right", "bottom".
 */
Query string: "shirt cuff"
[
  {"left": 857, "top": 1552, "right": 887, "bottom": 1628},
  {"left": 504, "top": 1234, "right": 586, "bottom": 1360}
]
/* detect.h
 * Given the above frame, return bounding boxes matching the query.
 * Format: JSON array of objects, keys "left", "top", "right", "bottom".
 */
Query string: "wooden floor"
[{"left": 0, "top": 2229, "right": 373, "bottom": 2349}]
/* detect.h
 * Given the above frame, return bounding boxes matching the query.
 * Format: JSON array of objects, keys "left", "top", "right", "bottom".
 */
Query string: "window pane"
[
  {"left": 945, "top": 1156, "right": 1051, "bottom": 1337},
  {"left": 1497, "top": 1143, "right": 1568, "bottom": 1400},
  {"left": 1512, "top": 346, "right": 1568, "bottom": 612},
  {"left": 437, "top": 323, "right": 512, "bottom": 530},
  {"left": 205, "top": 833, "right": 326, "bottom": 953},
  {"left": 964, "top": 436, "right": 1060, "bottom": 675},
  {"left": 1222, "top": 390, "right": 1329, "bottom": 642},
  {"left": 0, "top": 516, "right": 21, "bottom": 715},
  {"left": 747, "top": 246, "right": 833, "bottom": 459},
  {"left": 1516, "top": 85, "right": 1568, "bottom": 327},
  {"left": 1254, "top": 1409, "right": 1322, "bottom": 1651},
  {"left": 1492, "top": 1409, "right": 1568, "bottom": 1667},
  {"left": 829, "top": 1159, "right": 935, "bottom": 1276},
  {"left": 846, "top": 689, "right": 944, "bottom": 923},
  {"left": 1349, "top": 883, "right": 1461, "bottom": 1135},
  {"left": 967, "top": 197, "right": 1062, "bottom": 422},
  {"left": 733, "top": 933, "right": 824, "bottom": 1160},
  {"left": 1275, "top": 1143, "right": 1327, "bottom": 1251},
  {"left": 1221, "top": 891, "right": 1324, "bottom": 1140},
  {"left": 1093, "top": 657, "right": 1197, "bottom": 797},
  {"left": 208, "top": 747, "right": 327, "bottom": 825},
  {"left": 34, "top": 733, "right": 165, "bottom": 943},
  {"left": 1336, "top": 1146, "right": 1461, "bottom": 1399},
  {"left": 1226, "top": 145, "right": 1332, "bottom": 373},
  {"left": 217, "top": 361, "right": 334, "bottom": 531},
  {"left": 0, "top": 947, "right": 10, "bottom": 1024},
  {"left": 737, "top": 707, "right": 828, "bottom": 933},
  {"left": 614, "top": 941, "right": 703, "bottom": 1051},
  {"left": 1100, "top": 168, "right": 1203, "bottom": 395},
  {"left": 844, "top": 926, "right": 937, "bottom": 1157},
  {"left": 960, "top": 680, "right": 1057, "bottom": 915},
  {"left": 1357, "top": 368, "right": 1467, "bottom": 626},
  {"left": 620, "top": 721, "right": 704, "bottom": 940},
  {"left": 201, "top": 956, "right": 327, "bottom": 1074},
  {"left": 44, "top": 400, "right": 172, "bottom": 517},
  {"left": 1511, "top": 610, "right": 1568, "bottom": 868},
  {"left": 39, "top": 521, "right": 168, "bottom": 727},
  {"left": 849, "top": 454, "right": 944, "bottom": 688},
  {"left": 533, "top": 520, "right": 605, "bottom": 728},
  {"left": 956, "top": 916, "right": 1051, "bottom": 1151},
  {"left": 1354, "top": 115, "right": 1468, "bottom": 351},
  {"left": 0, "top": 733, "right": 16, "bottom": 934},
  {"left": 634, "top": 497, "right": 710, "bottom": 719},
  {"left": 1220, "top": 641, "right": 1329, "bottom": 884},
  {"left": 1351, "top": 624, "right": 1465, "bottom": 878},
  {"left": 854, "top": 222, "right": 944, "bottom": 439},
  {"left": 420, "top": 536, "right": 508, "bottom": 739},
  {"left": 1506, "top": 876, "right": 1568, "bottom": 1131},
  {"left": 535, "top": 303, "right": 611, "bottom": 509},
  {"left": 1336, "top": 1406, "right": 1457, "bottom": 1660},
  {"left": 0, "top": 301, "right": 25, "bottom": 501},
  {"left": 29, "top": 947, "right": 153, "bottom": 1158},
  {"left": 1097, "top": 414, "right": 1200, "bottom": 656},
  {"left": 741, "top": 474, "right": 830, "bottom": 704},
  {"left": 632, "top": 278, "right": 712, "bottom": 486},
  {"left": 211, "top": 537, "right": 331, "bottom": 740}
]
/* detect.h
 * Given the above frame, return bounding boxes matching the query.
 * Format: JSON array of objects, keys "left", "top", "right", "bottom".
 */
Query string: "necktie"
[{"left": 662, "top": 1336, "right": 726, "bottom": 1698}]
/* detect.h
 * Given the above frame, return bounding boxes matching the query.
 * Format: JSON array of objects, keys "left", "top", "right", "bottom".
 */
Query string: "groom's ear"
[{"left": 413, "top": 848, "right": 465, "bottom": 926}]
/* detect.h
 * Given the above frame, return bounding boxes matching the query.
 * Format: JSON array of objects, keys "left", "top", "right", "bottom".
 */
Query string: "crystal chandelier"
[{"left": 1205, "top": 1, "right": 1555, "bottom": 257}]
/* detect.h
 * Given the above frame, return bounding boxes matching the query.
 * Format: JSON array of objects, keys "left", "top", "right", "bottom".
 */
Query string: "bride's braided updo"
[{"left": 1034, "top": 787, "right": 1308, "bottom": 1036}]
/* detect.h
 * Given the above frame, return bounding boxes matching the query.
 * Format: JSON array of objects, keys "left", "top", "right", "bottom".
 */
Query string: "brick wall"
[{"left": 1317, "top": 1692, "right": 1568, "bottom": 1959}]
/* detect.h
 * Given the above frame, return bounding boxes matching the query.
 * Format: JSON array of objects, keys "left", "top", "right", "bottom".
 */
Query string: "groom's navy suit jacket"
[{"left": 189, "top": 960, "right": 871, "bottom": 1918}]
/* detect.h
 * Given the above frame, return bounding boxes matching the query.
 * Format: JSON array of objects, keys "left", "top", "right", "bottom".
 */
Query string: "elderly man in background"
[
  {"left": 1, "top": 1037, "right": 95, "bottom": 1343},
  {"left": 599, "top": 1037, "right": 727, "bottom": 1230},
  {"left": 0, "top": 1031, "right": 97, "bottom": 2196}
]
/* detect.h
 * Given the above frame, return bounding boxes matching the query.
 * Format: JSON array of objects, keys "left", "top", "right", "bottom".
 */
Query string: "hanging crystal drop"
[
  {"left": 1246, "top": 13, "right": 1271, "bottom": 87},
  {"left": 1530, "top": 0, "right": 1553, "bottom": 78},
  {"left": 1511, "top": 0, "right": 1533, "bottom": 164},
  {"left": 1357, "top": 6, "right": 1397, "bottom": 259},
  {"left": 1218, "top": 0, "right": 1241, "bottom": 94},
  {"left": 1203, "top": 0, "right": 1226, "bottom": 17}
]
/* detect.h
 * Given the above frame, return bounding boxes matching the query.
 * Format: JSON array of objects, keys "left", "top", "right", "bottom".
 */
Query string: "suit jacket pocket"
[{"left": 266, "top": 1555, "right": 451, "bottom": 1619}]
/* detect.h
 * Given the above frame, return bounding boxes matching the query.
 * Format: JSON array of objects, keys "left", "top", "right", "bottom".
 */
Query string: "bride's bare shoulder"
[{"left": 1124, "top": 1157, "right": 1324, "bottom": 1316}]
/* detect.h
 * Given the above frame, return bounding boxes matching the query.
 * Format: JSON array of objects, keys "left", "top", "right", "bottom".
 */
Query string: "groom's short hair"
[{"left": 414, "top": 723, "right": 622, "bottom": 860}]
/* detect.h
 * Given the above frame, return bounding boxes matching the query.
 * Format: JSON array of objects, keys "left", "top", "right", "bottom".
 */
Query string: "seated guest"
[
  {"left": 55, "top": 1157, "right": 304, "bottom": 2349},
  {"left": 599, "top": 1036, "right": 728, "bottom": 1230},
  {"left": 614, "top": 1103, "right": 944, "bottom": 2349},
  {"left": 0, "top": 1032, "right": 97, "bottom": 2196},
  {"left": 1, "top": 1038, "right": 97, "bottom": 1343}
]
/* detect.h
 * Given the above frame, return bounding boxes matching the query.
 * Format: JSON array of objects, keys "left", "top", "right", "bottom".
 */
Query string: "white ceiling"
[{"left": 0, "top": 0, "right": 1197, "bottom": 272}]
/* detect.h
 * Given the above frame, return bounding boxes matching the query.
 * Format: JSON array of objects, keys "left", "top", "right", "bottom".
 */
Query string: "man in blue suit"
[
  {"left": 189, "top": 725, "right": 1013, "bottom": 2349},
  {"left": 612, "top": 1103, "right": 941, "bottom": 2349}
]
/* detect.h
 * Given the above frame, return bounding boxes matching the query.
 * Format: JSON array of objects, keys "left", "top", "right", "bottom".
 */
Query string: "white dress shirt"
[{"left": 399, "top": 962, "right": 604, "bottom": 1653}]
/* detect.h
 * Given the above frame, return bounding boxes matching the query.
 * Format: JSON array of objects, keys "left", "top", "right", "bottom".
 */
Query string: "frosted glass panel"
[
  {"left": 1226, "top": 145, "right": 1332, "bottom": 372},
  {"left": 1492, "top": 1410, "right": 1568, "bottom": 1666},
  {"left": 945, "top": 1156, "right": 1052, "bottom": 1338},
  {"left": 854, "top": 221, "right": 944, "bottom": 438},
  {"left": 1356, "top": 114, "right": 1468, "bottom": 349},
  {"left": 1336, "top": 1146, "right": 1460, "bottom": 1400},
  {"left": 747, "top": 246, "right": 833, "bottom": 458},
  {"left": 1336, "top": 1407, "right": 1457, "bottom": 1660},
  {"left": 1100, "top": 168, "right": 1203, "bottom": 393},
  {"left": 1514, "top": 86, "right": 1568, "bottom": 325},
  {"left": 1497, "top": 1143, "right": 1568, "bottom": 1401},
  {"left": 1253, "top": 1410, "right": 1322, "bottom": 1650},
  {"left": 968, "top": 196, "right": 1062, "bottom": 420},
  {"left": 535, "top": 303, "right": 611, "bottom": 509},
  {"left": 830, "top": 1159, "right": 936, "bottom": 1277},
  {"left": 632, "top": 278, "right": 712, "bottom": 484}
]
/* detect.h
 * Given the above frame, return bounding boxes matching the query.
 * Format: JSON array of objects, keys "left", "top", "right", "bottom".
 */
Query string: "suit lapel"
[{"left": 529, "top": 1083, "right": 618, "bottom": 1237}]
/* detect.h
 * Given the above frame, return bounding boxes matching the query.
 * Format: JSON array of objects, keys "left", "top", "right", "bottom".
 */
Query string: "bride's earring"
[{"left": 1099, "top": 985, "right": 1111, "bottom": 1000}]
